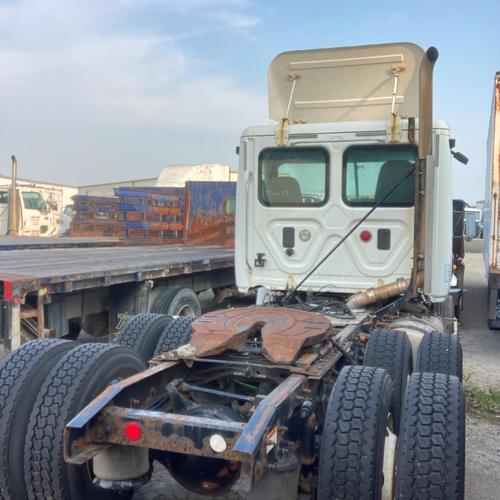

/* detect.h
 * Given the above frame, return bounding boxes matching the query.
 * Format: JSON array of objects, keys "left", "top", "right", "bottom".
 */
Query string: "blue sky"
[{"left": 0, "top": 0, "right": 498, "bottom": 201}]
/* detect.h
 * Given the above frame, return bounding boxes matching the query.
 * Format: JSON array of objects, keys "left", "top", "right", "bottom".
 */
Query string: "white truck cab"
[
  {"left": 236, "top": 43, "right": 453, "bottom": 304},
  {"left": 0, "top": 186, "right": 58, "bottom": 236}
]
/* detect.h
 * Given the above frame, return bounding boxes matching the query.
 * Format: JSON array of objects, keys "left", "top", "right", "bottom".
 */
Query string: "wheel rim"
[
  {"left": 382, "top": 428, "right": 397, "bottom": 500},
  {"left": 177, "top": 304, "right": 195, "bottom": 316}
]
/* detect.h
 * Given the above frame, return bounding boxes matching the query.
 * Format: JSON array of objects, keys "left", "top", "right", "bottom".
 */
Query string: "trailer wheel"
[
  {"left": 24, "top": 343, "right": 146, "bottom": 500},
  {"left": 395, "top": 372, "right": 465, "bottom": 500},
  {"left": 114, "top": 313, "right": 172, "bottom": 362},
  {"left": 363, "top": 328, "right": 412, "bottom": 434},
  {"left": 153, "top": 316, "right": 194, "bottom": 356},
  {"left": 318, "top": 366, "right": 393, "bottom": 500},
  {"left": 0, "top": 339, "right": 75, "bottom": 500},
  {"left": 416, "top": 330, "right": 463, "bottom": 380},
  {"left": 151, "top": 285, "right": 201, "bottom": 316}
]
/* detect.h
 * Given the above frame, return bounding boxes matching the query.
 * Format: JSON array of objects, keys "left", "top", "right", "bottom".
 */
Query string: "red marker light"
[
  {"left": 124, "top": 422, "right": 142, "bottom": 441},
  {"left": 4, "top": 281, "right": 12, "bottom": 301},
  {"left": 360, "top": 230, "right": 372, "bottom": 242}
]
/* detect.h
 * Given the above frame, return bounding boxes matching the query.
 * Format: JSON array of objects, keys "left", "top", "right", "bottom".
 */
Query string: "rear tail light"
[
  {"left": 360, "top": 230, "right": 372, "bottom": 242},
  {"left": 3, "top": 281, "right": 12, "bottom": 301},
  {"left": 124, "top": 421, "right": 142, "bottom": 441}
]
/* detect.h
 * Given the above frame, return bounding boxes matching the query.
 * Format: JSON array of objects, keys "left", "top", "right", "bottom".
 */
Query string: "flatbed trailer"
[{"left": 0, "top": 239, "right": 234, "bottom": 350}]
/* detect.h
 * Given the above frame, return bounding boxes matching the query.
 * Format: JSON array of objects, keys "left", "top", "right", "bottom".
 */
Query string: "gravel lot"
[
  {"left": 132, "top": 251, "right": 500, "bottom": 500},
  {"left": 460, "top": 251, "right": 500, "bottom": 500}
]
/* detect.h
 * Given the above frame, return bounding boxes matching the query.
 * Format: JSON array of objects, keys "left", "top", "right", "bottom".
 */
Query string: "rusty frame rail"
[{"left": 64, "top": 371, "right": 306, "bottom": 492}]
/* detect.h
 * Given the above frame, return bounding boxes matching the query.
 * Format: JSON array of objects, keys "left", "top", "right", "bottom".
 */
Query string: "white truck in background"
[
  {"left": 483, "top": 71, "right": 500, "bottom": 329},
  {"left": 0, "top": 185, "right": 59, "bottom": 237}
]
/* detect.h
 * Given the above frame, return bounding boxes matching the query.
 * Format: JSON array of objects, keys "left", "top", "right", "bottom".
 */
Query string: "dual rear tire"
[
  {"left": 319, "top": 328, "right": 464, "bottom": 499},
  {"left": 0, "top": 340, "right": 146, "bottom": 500},
  {"left": 114, "top": 314, "right": 194, "bottom": 361}
]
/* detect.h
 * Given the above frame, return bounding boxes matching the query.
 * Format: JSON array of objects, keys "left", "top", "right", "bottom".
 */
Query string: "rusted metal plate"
[
  {"left": 183, "top": 181, "right": 236, "bottom": 248},
  {"left": 174, "top": 307, "right": 331, "bottom": 364}
]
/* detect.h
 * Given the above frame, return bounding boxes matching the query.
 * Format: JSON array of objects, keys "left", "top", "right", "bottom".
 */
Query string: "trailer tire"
[
  {"left": 24, "top": 343, "right": 146, "bottom": 500},
  {"left": 416, "top": 330, "right": 463, "bottom": 380},
  {"left": 151, "top": 285, "right": 201, "bottom": 317},
  {"left": 395, "top": 372, "right": 465, "bottom": 500},
  {"left": 153, "top": 316, "right": 194, "bottom": 356},
  {"left": 0, "top": 339, "right": 76, "bottom": 500},
  {"left": 363, "top": 328, "right": 412, "bottom": 434},
  {"left": 318, "top": 366, "right": 393, "bottom": 500},
  {"left": 114, "top": 313, "right": 172, "bottom": 362},
  {"left": 487, "top": 318, "right": 500, "bottom": 330}
]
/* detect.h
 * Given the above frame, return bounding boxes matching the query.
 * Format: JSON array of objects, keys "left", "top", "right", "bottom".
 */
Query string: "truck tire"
[
  {"left": 416, "top": 330, "right": 463, "bottom": 380},
  {"left": 153, "top": 316, "right": 194, "bottom": 356},
  {"left": 0, "top": 339, "right": 75, "bottom": 500},
  {"left": 395, "top": 372, "right": 465, "bottom": 500},
  {"left": 24, "top": 343, "right": 146, "bottom": 500},
  {"left": 114, "top": 313, "right": 172, "bottom": 362},
  {"left": 363, "top": 328, "right": 412, "bottom": 434},
  {"left": 318, "top": 366, "right": 393, "bottom": 500},
  {"left": 151, "top": 285, "right": 201, "bottom": 317},
  {"left": 487, "top": 318, "right": 500, "bottom": 330}
]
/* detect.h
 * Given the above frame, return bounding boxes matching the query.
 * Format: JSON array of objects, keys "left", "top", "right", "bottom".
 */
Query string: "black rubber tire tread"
[
  {"left": 24, "top": 343, "right": 146, "bottom": 500},
  {"left": 150, "top": 285, "right": 201, "bottom": 316},
  {"left": 395, "top": 372, "right": 465, "bottom": 500},
  {"left": 416, "top": 330, "right": 463, "bottom": 380},
  {"left": 0, "top": 339, "right": 75, "bottom": 500},
  {"left": 153, "top": 316, "right": 194, "bottom": 356},
  {"left": 364, "top": 328, "right": 412, "bottom": 434},
  {"left": 487, "top": 318, "right": 500, "bottom": 330},
  {"left": 317, "top": 365, "right": 393, "bottom": 500},
  {"left": 114, "top": 313, "right": 172, "bottom": 362}
]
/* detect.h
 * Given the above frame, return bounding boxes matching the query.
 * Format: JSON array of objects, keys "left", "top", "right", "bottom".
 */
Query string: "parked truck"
[
  {"left": 0, "top": 181, "right": 237, "bottom": 351},
  {"left": 483, "top": 71, "right": 500, "bottom": 329},
  {"left": 0, "top": 185, "right": 60, "bottom": 237},
  {"left": 0, "top": 43, "right": 467, "bottom": 500}
]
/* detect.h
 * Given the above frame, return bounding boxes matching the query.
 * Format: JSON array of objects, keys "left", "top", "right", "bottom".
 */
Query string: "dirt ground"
[{"left": 134, "top": 250, "right": 500, "bottom": 500}]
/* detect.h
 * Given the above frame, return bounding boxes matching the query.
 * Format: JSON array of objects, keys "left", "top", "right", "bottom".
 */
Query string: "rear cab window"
[
  {"left": 259, "top": 148, "right": 329, "bottom": 207},
  {"left": 343, "top": 145, "right": 417, "bottom": 206}
]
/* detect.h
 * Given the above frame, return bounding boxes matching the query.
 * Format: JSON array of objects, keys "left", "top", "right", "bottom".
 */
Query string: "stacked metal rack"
[
  {"left": 70, "top": 187, "right": 184, "bottom": 242},
  {"left": 69, "top": 182, "right": 236, "bottom": 246}
]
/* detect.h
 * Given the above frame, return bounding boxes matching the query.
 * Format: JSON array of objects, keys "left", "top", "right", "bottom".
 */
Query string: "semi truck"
[
  {"left": 0, "top": 42, "right": 466, "bottom": 500},
  {"left": 483, "top": 71, "right": 500, "bottom": 329}
]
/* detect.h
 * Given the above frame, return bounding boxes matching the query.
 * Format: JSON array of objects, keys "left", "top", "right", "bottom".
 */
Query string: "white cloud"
[{"left": 0, "top": 0, "right": 266, "bottom": 184}]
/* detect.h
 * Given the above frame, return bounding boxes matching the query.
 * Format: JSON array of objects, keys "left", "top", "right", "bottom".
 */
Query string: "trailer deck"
[
  {"left": 0, "top": 244, "right": 234, "bottom": 295},
  {"left": 0, "top": 241, "right": 234, "bottom": 350},
  {"left": 0, "top": 236, "right": 121, "bottom": 250}
]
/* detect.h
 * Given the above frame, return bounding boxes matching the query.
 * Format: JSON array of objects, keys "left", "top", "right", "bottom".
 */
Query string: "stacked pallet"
[
  {"left": 69, "top": 182, "right": 236, "bottom": 246},
  {"left": 70, "top": 195, "right": 119, "bottom": 236},
  {"left": 70, "top": 187, "right": 184, "bottom": 242},
  {"left": 115, "top": 187, "right": 184, "bottom": 241}
]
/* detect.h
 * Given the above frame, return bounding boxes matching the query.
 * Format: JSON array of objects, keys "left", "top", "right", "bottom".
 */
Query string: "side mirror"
[{"left": 451, "top": 150, "right": 469, "bottom": 165}]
